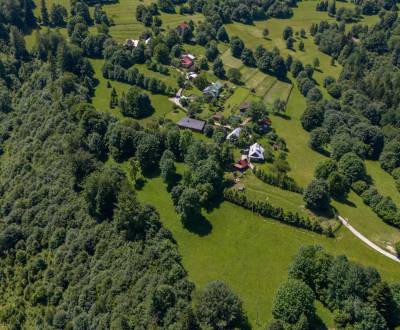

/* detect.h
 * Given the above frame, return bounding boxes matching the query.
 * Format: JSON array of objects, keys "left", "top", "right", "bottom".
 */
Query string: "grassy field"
[
  {"left": 137, "top": 176, "right": 400, "bottom": 329},
  {"left": 90, "top": 59, "right": 183, "bottom": 122},
  {"left": 224, "top": 1, "right": 379, "bottom": 87}
]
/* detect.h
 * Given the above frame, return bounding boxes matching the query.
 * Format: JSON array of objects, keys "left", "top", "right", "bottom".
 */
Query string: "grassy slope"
[{"left": 137, "top": 176, "right": 400, "bottom": 329}]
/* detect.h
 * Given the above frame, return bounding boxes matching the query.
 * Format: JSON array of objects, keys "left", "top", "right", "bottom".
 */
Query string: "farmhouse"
[
  {"left": 124, "top": 39, "right": 139, "bottom": 48},
  {"left": 123, "top": 38, "right": 151, "bottom": 48},
  {"left": 248, "top": 143, "right": 265, "bottom": 162},
  {"left": 227, "top": 127, "right": 242, "bottom": 141},
  {"left": 177, "top": 117, "right": 205, "bottom": 133},
  {"left": 177, "top": 22, "right": 190, "bottom": 33},
  {"left": 181, "top": 54, "right": 195, "bottom": 69},
  {"left": 203, "top": 82, "right": 223, "bottom": 99}
]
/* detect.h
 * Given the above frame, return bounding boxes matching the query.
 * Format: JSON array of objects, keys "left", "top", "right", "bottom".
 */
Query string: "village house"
[
  {"left": 226, "top": 127, "right": 242, "bottom": 141},
  {"left": 248, "top": 143, "right": 265, "bottom": 162},
  {"left": 233, "top": 159, "right": 249, "bottom": 172},
  {"left": 123, "top": 37, "right": 151, "bottom": 48},
  {"left": 177, "top": 117, "right": 206, "bottom": 133},
  {"left": 181, "top": 53, "right": 196, "bottom": 70},
  {"left": 176, "top": 22, "right": 190, "bottom": 34},
  {"left": 203, "top": 82, "right": 223, "bottom": 100},
  {"left": 239, "top": 101, "right": 251, "bottom": 113}
]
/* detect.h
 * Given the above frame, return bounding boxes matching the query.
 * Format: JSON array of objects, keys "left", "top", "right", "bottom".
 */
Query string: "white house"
[
  {"left": 124, "top": 39, "right": 139, "bottom": 48},
  {"left": 227, "top": 127, "right": 242, "bottom": 141},
  {"left": 248, "top": 143, "right": 265, "bottom": 162}
]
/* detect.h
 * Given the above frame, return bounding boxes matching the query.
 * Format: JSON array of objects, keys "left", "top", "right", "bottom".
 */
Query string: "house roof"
[
  {"left": 239, "top": 101, "right": 251, "bottom": 111},
  {"left": 181, "top": 57, "right": 193, "bottom": 65},
  {"left": 249, "top": 143, "right": 265, "bottom": 159},
  {"left": 124, "top": 39, "right": 139, "bottom": 47},
  {"left": 234, "top": 159, "right": 249, "bottom": 170},
  {"left": 177, "top": 22, "right": 189, "bottom": 30},
  {"left": 177, "top": 117, "right": 205, "bottom": 131},
  {"left": 227, "top": 127, "right": 242, "bottom": 140}
]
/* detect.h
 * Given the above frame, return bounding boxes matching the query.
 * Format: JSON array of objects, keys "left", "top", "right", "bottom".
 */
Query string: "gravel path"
[{"left": 338, "top": 216, "right": 400, "bottom": 263}]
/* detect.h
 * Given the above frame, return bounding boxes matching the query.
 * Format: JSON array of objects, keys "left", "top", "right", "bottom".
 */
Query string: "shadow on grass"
[
  {"left": 183, "top": 213, "right": 213, "bottom": 236},
  {"left": 272, "top": 112, "right": 291, "bottom": 120},
  {"left": 334, "top": 195, "right": 356, "bottom": 208},
  {"left": 204, "top": 192, "right": 225, "bottom": 213},
  {"left": 310, "top": 206, "right": 336, "bottom": 219}
]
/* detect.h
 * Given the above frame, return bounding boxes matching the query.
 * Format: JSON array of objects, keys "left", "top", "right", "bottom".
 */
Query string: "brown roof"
[
  {"left": 177, "top": 22, "right": 189, "bottom": 30},
  {"left": 234, "top": 159, "right": 249, "bottom": 170},
  {"left": 239, "top": 101, "right": 251, "bottom": 111}
]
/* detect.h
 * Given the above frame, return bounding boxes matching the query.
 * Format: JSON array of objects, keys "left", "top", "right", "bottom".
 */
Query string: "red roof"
[
  {"left": 181, "top": 56, "right": 194, "bottom": 67},
  {"left": 234, "top": 159, "right": 249, "bottom": 170},
  {"left": 177, "top": 22, "right": 189, "bottom": 30}
]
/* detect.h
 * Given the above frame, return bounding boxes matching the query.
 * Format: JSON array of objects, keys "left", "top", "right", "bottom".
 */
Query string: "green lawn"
[
  {"left": 263, "top": 80, "right": 292, "bottom": 104},
  {"left": 137, "top": 176, "right": 400, "bottom": 330},
  {"left": 90, "top": 58, "right": 183, "bottom": 122}
]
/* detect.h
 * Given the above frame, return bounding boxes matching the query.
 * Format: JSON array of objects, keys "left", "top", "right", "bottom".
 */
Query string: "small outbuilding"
[
  {"left": 239, "top": 101, "right": 251, "bottom": 113},
  {"left": 226, "top": 127, "right": 242, "bottom": 141},
  {"left": 248, "top": 143, "right": 265, "bottom": 162},
  {"left": 233, "top": 159, "right": 249, "bottom": 172},
  {"left": 177, "top": 22, "right": 190, "bottom": 33},
  {"left": 177, "top": 117, "right": 206, "bottom": 133}
]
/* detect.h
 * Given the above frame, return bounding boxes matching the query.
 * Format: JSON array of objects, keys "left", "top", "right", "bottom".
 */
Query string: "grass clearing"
[
  {"left": 137, "top": 176, "right": 400, "bottom": 330},
  {"left": 263, "top": 80, "right": 292, "bottom": 104},
  {"left": 90, "top": 59, "right": 182, "bottom": 121},
  {"left": 254, "top": 75, "right": 277, "bottom": 97},
  {"left": 221, "top": 49, "right": 243, "bottom": 69}
]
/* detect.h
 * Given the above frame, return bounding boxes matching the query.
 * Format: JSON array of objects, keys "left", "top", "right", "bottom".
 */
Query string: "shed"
[
  {"left": 177, "top": 117, "right": 206, "bottom": 132},
  {"left": 239, "top": 101, "right": 251, "bottom": 113},
  {"left": 233, "top": 159, "right": 249, "bottom": 172}
]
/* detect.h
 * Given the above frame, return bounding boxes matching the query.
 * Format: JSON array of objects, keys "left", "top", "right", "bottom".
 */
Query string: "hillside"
[{"left": 1, "top": 0, "right": 400, "bottom": 328}]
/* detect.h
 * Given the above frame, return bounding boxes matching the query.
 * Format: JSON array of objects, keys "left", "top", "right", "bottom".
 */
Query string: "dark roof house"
[
  {"left": 177, "top": 117, "right": 206, "bottom": 132},
  {"left": 239, "top": 101, "right": 251, "bottom": 112}
]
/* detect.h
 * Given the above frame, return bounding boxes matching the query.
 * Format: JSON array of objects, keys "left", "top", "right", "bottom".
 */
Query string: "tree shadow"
[
  {"left": 203, "top": 192, "right": 225, "bottom": 213},
  {"left": 311, "top": 314, "right": 328, "bottom": 330},
  {"left": 166, "top": 173, "right": 182, "bottom": 192},
  {"left": 333, "top": 195, "right": 356, "bottom": 207},
  {"left": 310, "top": 206, "right": 336, "bottom": 219},
  {"left": 272, "top": 112, "right": 291, "bottom": 120},
  {"left": 183, "top": 213, "right": 213, "bottom": 236}
]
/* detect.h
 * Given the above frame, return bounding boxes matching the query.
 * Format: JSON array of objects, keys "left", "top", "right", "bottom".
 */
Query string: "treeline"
[
  {"left": 223, "top": 189, "right": 332, "bottom": 236},
  {"left": 154, "top": 0, "right": 297, "bottom": 22},
  {"left": 293, "top": 7, "right": 400, "bottom": 226},
  {"left": 268, "top": 245, "right": 400, "bottom": 329},
  {"left": 254, "top": 168, "right": 303, "bottom": 193}
]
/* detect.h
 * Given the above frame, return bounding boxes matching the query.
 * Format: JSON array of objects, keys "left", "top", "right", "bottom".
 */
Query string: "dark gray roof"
[{"left": 177, "top": 117, "right": 206, "bottom": 131}]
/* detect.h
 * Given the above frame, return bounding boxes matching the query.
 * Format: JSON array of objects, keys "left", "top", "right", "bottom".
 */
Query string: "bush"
[
  {"left": 303, "top": 179, "right": 331, "bottom": 211},
  {"left": 254, "top": 168, "right": 303, "bottom": 193},
  {"left": 351, "top": 180, "right": 369, "bottom": 195}
]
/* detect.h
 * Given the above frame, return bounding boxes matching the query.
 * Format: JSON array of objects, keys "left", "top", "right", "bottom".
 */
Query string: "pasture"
[{"left": 137, "top": 175, "right": 400, "bottom": 329}]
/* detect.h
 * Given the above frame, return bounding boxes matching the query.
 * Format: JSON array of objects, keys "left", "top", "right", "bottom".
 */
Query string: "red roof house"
[
  {"left": 177, "top": 22, "right": 190, "bottom": 33},
  {"left": 181, "top": 55, "right": 194, "bottom": 69},
  {"left": 233, "top": 159, "right": 249, "bottom": 172}
]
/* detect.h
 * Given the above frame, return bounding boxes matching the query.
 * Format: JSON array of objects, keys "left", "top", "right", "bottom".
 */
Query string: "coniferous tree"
[{"left": 40, "top": 0, "right": 49, "bottom": 26}]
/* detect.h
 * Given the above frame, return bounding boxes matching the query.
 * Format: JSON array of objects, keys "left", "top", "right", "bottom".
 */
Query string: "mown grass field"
[{"left": 137, "top": 176, "right": 400, "bottom": 329}]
